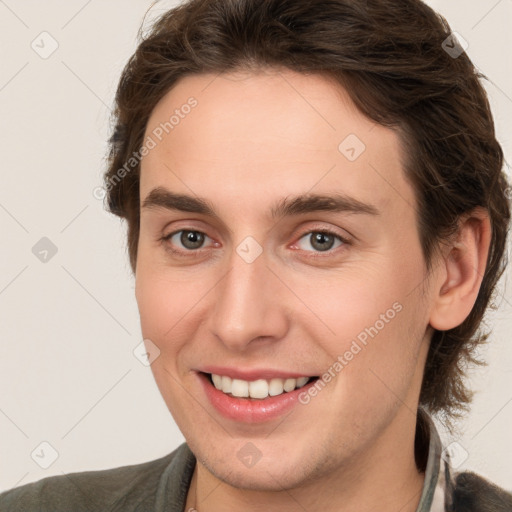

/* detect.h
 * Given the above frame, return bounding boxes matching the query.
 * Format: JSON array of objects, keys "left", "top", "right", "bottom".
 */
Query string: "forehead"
[{"left": 140, "top": 69, "right": 414, "bottom": 222}]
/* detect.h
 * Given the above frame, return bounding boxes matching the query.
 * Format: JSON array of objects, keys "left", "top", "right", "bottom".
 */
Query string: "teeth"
[
  {"left": 268, "top": 378, "right": 284, "bottom": 396},
  {"left": 221, "top": 375, "right": 232, "bottom": 394},
  {"left": 211, "top": 374, "right": 222, "bottom": 389},
  {"left": 210, "top": 374, "right": 311, "bottom": 399},
  {"left": 231, "top": 379, "right": 249, "bottom": 398},
  {"left": 283, "top": 378, "right": 296, "bottom": 392},
  {"left": 249, "top": 379, "right": 268, "bottom": 399},
  {"left": 296, "top": 376, "right": 309, "bottom": 387}
]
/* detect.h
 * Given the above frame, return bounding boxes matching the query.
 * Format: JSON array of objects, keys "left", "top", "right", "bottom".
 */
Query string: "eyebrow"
[{"left": 141, "top": 186, "right": 379, "bottom": 219}]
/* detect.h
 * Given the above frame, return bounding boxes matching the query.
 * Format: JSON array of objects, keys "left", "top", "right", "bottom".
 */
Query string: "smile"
[
  {"left": 210, "top": 373, "right": 311, "bottom": 399},
  {"left": 198, "top": 371, "right": 320, "bottom": 423}
]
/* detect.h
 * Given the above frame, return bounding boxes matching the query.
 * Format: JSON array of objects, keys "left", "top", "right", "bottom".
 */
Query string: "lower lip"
[{"left": 198, "top": 372, "right": 317, "bottom": 423}]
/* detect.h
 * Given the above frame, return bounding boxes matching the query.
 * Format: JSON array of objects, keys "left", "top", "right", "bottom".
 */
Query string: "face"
[{"left": 135, "top": 68, "right": 433, "bottom": 490}]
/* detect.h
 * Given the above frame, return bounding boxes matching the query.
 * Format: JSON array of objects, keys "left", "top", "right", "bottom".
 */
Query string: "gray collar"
[{"left": 416, "top": 410, "right": 454, "bottom": 512}]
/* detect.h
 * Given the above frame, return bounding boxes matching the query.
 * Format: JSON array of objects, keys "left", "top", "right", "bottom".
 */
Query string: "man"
[{"left": 1, "top": 0, "right": 510, "bottom": 510}]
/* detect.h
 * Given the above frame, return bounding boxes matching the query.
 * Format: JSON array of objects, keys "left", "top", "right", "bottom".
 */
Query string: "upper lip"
[{"left": 198, "top": 366, "right": 316, "bottom": 381}]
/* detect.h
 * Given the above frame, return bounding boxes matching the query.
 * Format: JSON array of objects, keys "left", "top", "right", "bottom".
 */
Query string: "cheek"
[
  {"left": 135, "top": 267, "right": 197, "bottom": 416},
  {"left": 135, "top": 269, "right": 167, "bottom": 339},
  {"left": 293, "top": 260, "right": 412, "bottom": 341},
  {"left": 302, "top": 256, "right": 427, "bottom": 394},
  {"left": 135, "top": 263, "right": 190, "bottom": 346},
  {"left": 135, "top": 259, "right": 218, "bottom": 366}
]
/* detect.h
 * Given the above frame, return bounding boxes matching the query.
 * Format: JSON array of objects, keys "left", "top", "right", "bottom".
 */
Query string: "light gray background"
[{"left": 0, "top": 0, "right": 511, "bottom": 493}]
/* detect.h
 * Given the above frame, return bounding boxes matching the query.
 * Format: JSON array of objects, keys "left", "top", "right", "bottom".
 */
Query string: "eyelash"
[{"left": 159, "top": 227, "right": 351, "bottom": 259}]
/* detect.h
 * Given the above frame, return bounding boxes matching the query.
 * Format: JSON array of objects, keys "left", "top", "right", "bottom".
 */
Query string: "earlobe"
[{"left": 429, "top": 209, "right": 491, "bottom": 331}]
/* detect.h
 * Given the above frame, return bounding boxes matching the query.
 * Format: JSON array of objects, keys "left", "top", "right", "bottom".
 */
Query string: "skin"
[{"left": 135, "top": 68, "right": 490, "bottom": 512}]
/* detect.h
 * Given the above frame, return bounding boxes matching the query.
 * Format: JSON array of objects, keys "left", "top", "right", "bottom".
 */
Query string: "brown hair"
[{"left": 104, "top": 0, "right": 510, "bottom": 419}]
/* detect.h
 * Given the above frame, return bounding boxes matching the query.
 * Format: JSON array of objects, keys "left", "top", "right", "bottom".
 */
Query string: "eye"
[
  {"left": 160, "top": 227, "right": 350, "bottom": 259},
  {"left": 162, "top": 229, "right": 214, "bottom": 254},
  {"left": 295, "top": 230, "right": 347, "bottom": 253}
]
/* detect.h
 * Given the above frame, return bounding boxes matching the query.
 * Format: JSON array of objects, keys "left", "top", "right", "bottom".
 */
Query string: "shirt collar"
[{"left": 415, "top": 408, "right": 454, "bottom": 512}]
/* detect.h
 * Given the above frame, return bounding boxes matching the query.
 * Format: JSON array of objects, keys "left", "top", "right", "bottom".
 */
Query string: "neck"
[{"left": 185, "top": 407, "right": 429, "bottom": 512}]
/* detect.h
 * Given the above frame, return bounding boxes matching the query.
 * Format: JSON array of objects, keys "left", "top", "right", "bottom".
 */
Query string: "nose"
[{"left": 209, "top": 246, "right": 289, "bottom": 352}]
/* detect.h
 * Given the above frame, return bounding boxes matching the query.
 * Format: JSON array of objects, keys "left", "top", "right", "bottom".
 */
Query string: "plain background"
[{"left": 0, "top": 0, "right": 511, "bottom": 493}]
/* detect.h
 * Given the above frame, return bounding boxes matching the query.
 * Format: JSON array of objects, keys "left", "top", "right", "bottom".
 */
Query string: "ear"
[{"left": 429, "top": 208, "right": 491, "bottom": 331}]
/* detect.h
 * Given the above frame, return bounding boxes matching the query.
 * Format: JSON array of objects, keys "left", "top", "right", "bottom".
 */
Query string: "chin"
[
  {"left": 207, "top": 458, "right": 312, "bottom": 491},
  {"left": 190, "top": 436, "right": 325, "bottom": 492}
]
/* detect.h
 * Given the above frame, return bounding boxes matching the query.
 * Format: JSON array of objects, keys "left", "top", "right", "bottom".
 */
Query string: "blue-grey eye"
[
  {"left": 297, "top": 231, "right": 343, "bottom": 252},
  {"left": 170, "top": 230, "right": 207, "bottom": 250}
]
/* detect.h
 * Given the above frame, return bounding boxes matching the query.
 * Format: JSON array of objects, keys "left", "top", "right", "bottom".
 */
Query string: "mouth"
[
  {"left": 205, "top": 372, "right": 318, "bottom": 399},
  {"left": 197, "top": 371, "right": 320, "bottom": 423}
]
